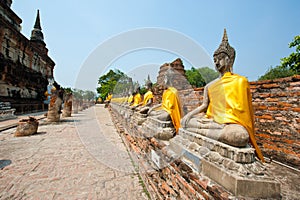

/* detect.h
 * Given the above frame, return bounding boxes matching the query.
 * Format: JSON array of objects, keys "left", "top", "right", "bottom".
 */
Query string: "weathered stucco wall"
[{"left": 178, "top": 75, "right": 300, "bottom": 169}]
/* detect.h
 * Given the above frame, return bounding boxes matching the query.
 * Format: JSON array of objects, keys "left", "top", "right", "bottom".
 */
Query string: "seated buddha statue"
[
  {"left": 148, "top": 67, "right": 183, "bottom": 133},
  {"left": 181, "top": 29, "right": 264, "bottom": 161},
  {"left": 134, "top": 76, "right": 154, "bottom": 114},
  {"left": 131, "top": 86, "right": 142, "bottom": 107}
]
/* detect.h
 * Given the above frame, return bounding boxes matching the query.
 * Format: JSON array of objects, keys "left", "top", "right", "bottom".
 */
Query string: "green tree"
[
  {"left": 258, "top": 66, "right": 295, "bottom": 81},
  {"left": 186, "top": 67, "right": 205, "bottom": 88},
  {"left": 259, "top": 35, "right": 300, "bottom": 80},
  {"left": 198, "top": 67, "right": 219, "bottom": 83},
  {"left": 73, "top": 89, "right": 84, "bottom": 99},
  {"left": 280, "top": 35, "right": 300, "bottom": 73},
  {"left": 186, "top": 67, "right": 218, "bottom": 87},
  {"left": 62, "top": 87, "right": 73, "bottom": 94},
  {"left": 83, "top": 90, "right": 96, "bottom": 101},
  {"left": 97, "top": 69, "right": 129, "bottom": 99}
]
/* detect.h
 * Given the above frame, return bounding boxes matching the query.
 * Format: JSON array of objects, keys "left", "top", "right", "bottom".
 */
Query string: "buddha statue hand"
[
  {"left": 147, "top": 104, "right": 161, "bottom": 115},
  {"left": 181, "top": 113, "right": 192, "bottom": 128}
]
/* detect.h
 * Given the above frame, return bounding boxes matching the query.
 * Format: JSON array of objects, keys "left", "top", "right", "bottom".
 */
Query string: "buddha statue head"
[
  {"left": 213, "top": 29, "right": 236, "bottom": 74},
  {"left": 133, "top": 83, "right": 140, "bottom": 94},
  {"left": 164, "top": 65, "right": 175, "bottom": 88},
  {"left": 145, "top": 75, "right": 153, "bottom": 90}
]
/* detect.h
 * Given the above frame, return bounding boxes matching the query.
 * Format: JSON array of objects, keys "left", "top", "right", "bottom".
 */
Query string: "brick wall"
[
  {"left": 177, "top": 75, "right": 300, "bottom": 169},
  {"left": 110, "top": 108, "right": 231, "bottom": 199}
]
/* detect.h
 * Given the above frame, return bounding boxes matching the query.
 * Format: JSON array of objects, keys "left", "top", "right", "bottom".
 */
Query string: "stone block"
[{"left": 202, "top": 159, "right": 281, "bottom": 199}]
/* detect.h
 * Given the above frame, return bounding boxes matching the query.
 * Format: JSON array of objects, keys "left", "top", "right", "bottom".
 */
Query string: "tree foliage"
[
  {"left": 83, "top": 90, "right": 96, "bottom": 101},
  {"left": 186, "top": 67, "right": 218, "bottom": 87},
  {"left": 71, "top": 88, "right": 95, "bottom": 101},
  {"left": 198, "top": 67, "right": 219, "bottom": 83},
  {"left": 259, "top": 35, "right": 300, "bottom": 80},
  {"left": 186, "top": 67, "right": 205, "bottom": 88},
  {"left": 258, "top": 66, "right": 295, "bottom": 81},
  {"left": 97, "top": 69, "right": 130, "bottom": 99},
  {"left": 280, "top": 35, "right": 300, "bottom": 73}
]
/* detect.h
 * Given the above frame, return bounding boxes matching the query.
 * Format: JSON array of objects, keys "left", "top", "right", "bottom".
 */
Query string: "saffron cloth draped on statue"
[
  {"left": 161, "top": 87, "right": 183, "bottom": 133},
  {"left": 206, "top": 72, "right": 264, "bottom": 161},
  {"left": 142, "top": 91, "right": 154, "bottom": 106},
  {"left": 132, "top": 93, "right": 142, "bottom": 106}
]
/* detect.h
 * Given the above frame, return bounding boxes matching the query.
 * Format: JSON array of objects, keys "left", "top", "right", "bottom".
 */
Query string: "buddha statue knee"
[
  {"left": 219, "top": 124, "right": 249, "bottom": 147},
  {"left": 148, "top": 109, "right": 171, "bottom": 121},
  {"left": 186, "top": 117, "right": 248, "bottom": 147}
]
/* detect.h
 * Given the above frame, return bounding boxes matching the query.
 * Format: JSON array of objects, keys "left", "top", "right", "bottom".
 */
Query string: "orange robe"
[
  {"left": 132, "top": 93, "right": 142, "bottom": 106},
  {"left": 128, "top": 95, "right": 133, "bottom": 104},
  {"left": 162, "top": 87, "right": 183, "bottom": 133},
  {"left": 142, "top": 91, "right": 154, "bottom": 106},
  {"left": 206, "top": 72, "right": 264, "bottom": 162}
]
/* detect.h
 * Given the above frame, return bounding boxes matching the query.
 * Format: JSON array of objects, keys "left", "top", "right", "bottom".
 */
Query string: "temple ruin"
[{"left": 0, "top": 0, "right": 55, "bottom": 114}]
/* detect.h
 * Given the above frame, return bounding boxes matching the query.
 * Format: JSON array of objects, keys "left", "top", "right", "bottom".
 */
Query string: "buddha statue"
[
  {"left": 181, "top": 29, "right": 264, "bottom": 161},
  {"left": 131, "top": 85, "right": 142, "bottom": 107},
  {"left": 127, "top": 92, "right": 134, "bottom": 105},
  {"left": 104, "top": 92, "right": 112, "bottom": 108},
  {"left": 134, "top": 75, "right": 154, "bottom": 114},
  {"left": 148, "top": 66, "right": 183, "bottom": 133}
]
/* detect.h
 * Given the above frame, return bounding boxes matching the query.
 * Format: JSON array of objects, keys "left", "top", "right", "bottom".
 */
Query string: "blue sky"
[{"left": 12, "top": 0, "right": 300, "bottom": 91}]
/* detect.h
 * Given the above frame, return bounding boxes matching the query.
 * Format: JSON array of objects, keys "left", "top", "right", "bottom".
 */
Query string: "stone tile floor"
[{"left": 0, "top": 105, "right": 149, "bottom": 199}]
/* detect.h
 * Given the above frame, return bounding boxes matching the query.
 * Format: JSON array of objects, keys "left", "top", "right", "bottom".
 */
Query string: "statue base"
[
  {"left": 47, "top": 110, "right": 60, "bottom": 122},
  {"left": 142, "top": 117, "right": 175, "bottom": 140},
  {"left": 132, "top": 112, "right": 147, "bottom": 125},
  {"left": 168, "top": 128, "right": 281, "bottom": 199}
]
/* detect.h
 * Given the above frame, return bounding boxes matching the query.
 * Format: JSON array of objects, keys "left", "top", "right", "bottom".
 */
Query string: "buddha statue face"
[
  {"left": 214, "top": 52, "right": 232, "bottom": 74},
  {"left": 213, "top": 29, "right": 235, "bottom": 74}
]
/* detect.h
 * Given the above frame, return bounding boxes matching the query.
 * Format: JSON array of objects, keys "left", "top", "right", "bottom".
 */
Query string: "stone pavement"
[{"left": 0, "top": 104, "right": 149, "bottom": 199}]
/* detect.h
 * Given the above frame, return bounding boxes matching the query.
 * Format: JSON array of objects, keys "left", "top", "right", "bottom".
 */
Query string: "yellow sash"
[
  {"left": 206, "top": 72, "right": 264, "bottom": 161},
  {"left": 143, "top": 91, "right": 154, "bottom": 106},
  {"left": 162, "top": 87, "right": 183, "bottom": 133},
  {"left": 132, "top": 93, "right": 142, "bottom": 106}
]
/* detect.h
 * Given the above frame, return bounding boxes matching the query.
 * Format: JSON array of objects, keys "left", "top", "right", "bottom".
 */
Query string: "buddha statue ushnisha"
[{"left": 181, "top": 29, "right": 264, "bottom": 161}]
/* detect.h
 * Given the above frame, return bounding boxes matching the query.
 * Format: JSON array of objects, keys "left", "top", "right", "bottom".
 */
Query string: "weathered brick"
[
  {"left": 262, "top": 83, "right": 280, "bottom": 89},
  {"left": 266, "top": 97, "right": 279, "bottom": 102},
  {"left": 292, "top": 107, "right": 300, "bottom": 112},
  {"left": 256, "top": 115, "right": 273, "bottom": 120},
  {"left": 161, "top": 181, "right": 176, "bottom": 196}
]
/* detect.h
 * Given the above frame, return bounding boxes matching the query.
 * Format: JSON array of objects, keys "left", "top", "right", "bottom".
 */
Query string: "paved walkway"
[{"left": 0, "top": 105, "right": 149, "bottom": 199}]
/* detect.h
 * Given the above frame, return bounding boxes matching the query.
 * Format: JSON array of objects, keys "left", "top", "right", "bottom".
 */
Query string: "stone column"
[
  {"left": 72, "top": 99, "right": 79, "bottom": 114},
  {"left": 47, "top": 89, "right": 62, "bottom": 122},
  {"left": 62, "top": 93, "right": 72, "bottom": 117}
]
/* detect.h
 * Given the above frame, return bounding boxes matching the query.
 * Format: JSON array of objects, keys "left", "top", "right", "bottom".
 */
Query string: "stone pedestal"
[
  {"left": 142, "top": 117, "right": 175, "bottom": 140},
  {"left": 132, "top": 112, "right": 147, "bottom": 125},
  {"left": 47, "top": 92, "right": 62, "bottom": 122},
  {"left": 62, "top": 93, "right": 72, "bottom": 117},
  {"left": 73, "top": 101, "right": 79, "bottom": 114},
  {"left": 168, "top": 128, "right": 281, "bottom": 199}
]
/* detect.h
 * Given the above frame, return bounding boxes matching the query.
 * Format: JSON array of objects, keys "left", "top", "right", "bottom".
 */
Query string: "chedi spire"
[{"left": 30, "top": 10, "right": 45, "bottom": 44}]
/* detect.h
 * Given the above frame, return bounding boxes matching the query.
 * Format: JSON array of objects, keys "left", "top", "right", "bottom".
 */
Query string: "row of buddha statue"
[{"left": 110, "top": 29, "right": 264, "bottom": 162}]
